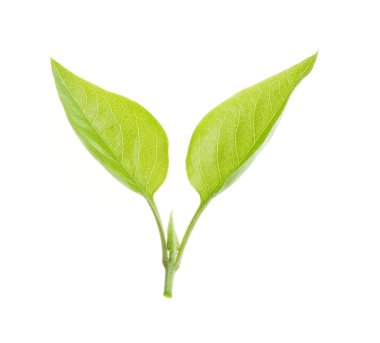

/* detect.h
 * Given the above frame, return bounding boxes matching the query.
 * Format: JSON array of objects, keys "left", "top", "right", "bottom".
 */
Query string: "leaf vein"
[
  {"left": 216, "top": 116, "right": 226, "bottom": 182},
  {"left": 234, "top": 104, "right": 242, "bottom": 163},
  {"left": 103, "top": 95, "right": 124, "bottom": 160},
  {"left": 198, "top": 134, "right": 211, "bottom": 198},
  {"left": 145, "top": 126, "right": 158, "bottom": 191}
]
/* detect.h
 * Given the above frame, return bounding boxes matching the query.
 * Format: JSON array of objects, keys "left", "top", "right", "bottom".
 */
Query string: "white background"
[{"left": 0, "top": 0, "right": 379, "bottom": 342}]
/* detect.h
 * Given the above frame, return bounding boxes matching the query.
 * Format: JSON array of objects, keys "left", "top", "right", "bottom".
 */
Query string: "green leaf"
[
  {"left": 167, "top": 212, "right": 179, "bottom": 259},
  {"left": 186, "top": 52, "right": 317, "bottom": 203},
  {"left": 51, "top": 59, "right": 169, "bottom": 198}
]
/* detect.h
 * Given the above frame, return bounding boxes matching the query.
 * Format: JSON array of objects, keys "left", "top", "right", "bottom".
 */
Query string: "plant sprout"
[{"left": 51, "top": 52, "right": 317, "bottom": 297}]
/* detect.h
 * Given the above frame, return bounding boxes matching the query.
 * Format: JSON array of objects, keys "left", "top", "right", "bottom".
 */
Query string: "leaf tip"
[
  {"left": 297, "top": 51, "right": 318, "bottom": 79},
  {"left": 50, "top": 58, "right": 63, "bottom": 76},
  {"left": 50, "top": 57, "right": 58, "bottom": 68},
  {"left": 308, "top": 50, "right": 319, "bottom": 67},
  {"left": 50, "top": 58, "right": 68, "bottom": 76}
]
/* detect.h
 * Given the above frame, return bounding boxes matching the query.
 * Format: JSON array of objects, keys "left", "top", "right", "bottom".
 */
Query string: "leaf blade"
[
  {"left": 51, "top": 59, "right": 169, "bottom": 198},
  {"left": 186, "top": 52, "right": 317, "bottom": 202}
]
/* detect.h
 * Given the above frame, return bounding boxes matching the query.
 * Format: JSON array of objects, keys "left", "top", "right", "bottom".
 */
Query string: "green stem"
[
  {"left": 163, "top": 261, "right": 176, "bottom": 298},
  {"left": 146, "top": 197, "right": 168, "bottom": 266},
  {"left": 175, "top": 201, "right": 209, "bottom": 270},
  {"left": 148, "top": 197, "right": 210, "bottom": 298}
]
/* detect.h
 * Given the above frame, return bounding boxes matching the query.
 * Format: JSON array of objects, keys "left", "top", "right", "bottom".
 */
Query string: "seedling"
[{"left": 51, "top": 52, "right": 317, "bottom": 297}]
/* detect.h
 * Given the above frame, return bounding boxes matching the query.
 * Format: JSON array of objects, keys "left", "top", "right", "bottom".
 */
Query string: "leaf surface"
[
  {"left": 186, "top": 53, "right": 317, "bottom": 202},
  {"left": 51, "top": 59, "right": 169, "bottom": 198}
]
